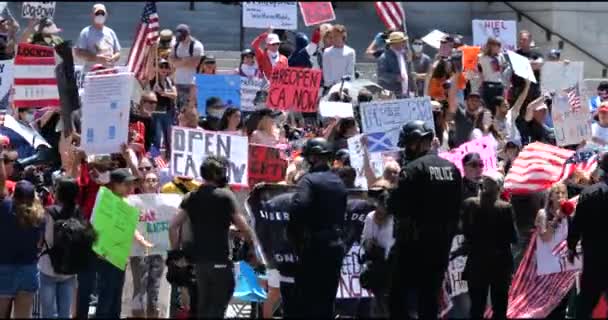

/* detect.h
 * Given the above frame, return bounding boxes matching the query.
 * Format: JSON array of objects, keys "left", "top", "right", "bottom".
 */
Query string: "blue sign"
[{"left": 195, "top": 74, "right": 241, "bottom": 116}]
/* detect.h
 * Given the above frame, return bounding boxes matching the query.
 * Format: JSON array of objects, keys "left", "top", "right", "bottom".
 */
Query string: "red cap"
[{"left": 0, "top": 135, "right": 10, "bottom": 147}]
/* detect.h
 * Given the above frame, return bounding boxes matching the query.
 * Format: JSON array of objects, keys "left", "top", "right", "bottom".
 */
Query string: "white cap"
[{"left": 266, "top": 33, "right": 281, "bottom": 45}]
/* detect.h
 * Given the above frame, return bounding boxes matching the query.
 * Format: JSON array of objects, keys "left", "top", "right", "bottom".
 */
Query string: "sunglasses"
[
  {"left": 413, "top": 42, "right": 423, "bottom": 45},
  {"left": 143, "top": 100, "right": 158, "bottom": 105},
  {"left": 467, "top": 162, "right": 484, "bottom": 169},
  {"left": 139, "top": 166, "right": 153, "bottom": 171},
  {"left": 159, "top": 65, "right": 170, "bottom": 70}
]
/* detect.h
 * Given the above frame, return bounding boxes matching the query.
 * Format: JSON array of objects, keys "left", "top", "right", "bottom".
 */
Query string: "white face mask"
[
  {"left": 241, "top": 63, "right": 257, "bottom": 77},
  {"left": 412, "top": 44, "right": 423, "bottom": 53},
  {"left": 96, "top": 171, "right": 110, "bottom": 184},
  {"left": 207, "top": 108, "right": 224, "bottom": 119},
  {"left": 94, "top": 15, "right": 106, "bottom": 25}
]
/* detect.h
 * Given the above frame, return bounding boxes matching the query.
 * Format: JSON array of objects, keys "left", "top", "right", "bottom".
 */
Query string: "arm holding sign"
[
  {"left": 447, "top": 71, "right": 461, "bottom": 114},
  {"left": 19, "top": 19, "right": 37, "bottom": 44},
  {"left": 510, "top": 79, "right": 531, "bottom": 117}
]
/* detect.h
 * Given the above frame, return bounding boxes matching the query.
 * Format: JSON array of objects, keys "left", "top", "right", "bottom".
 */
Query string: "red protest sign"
[
  {"left": 248, "top": 144, "right": 288, "bottom": 187},
  {"left": 267, "top": 67, "right": 322, "bottom": 112},
  {"left": 13, "top": 43, "right": 59, "bottom": 109},
  {"left": 299, "top": 2, "right": 336, "bottom": 27}
]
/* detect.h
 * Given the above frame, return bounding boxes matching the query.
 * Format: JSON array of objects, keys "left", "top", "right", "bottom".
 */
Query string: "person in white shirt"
[
  {"left": 169, "top": 24, "right": 204, "bottom": 112},
  {"left": 74, "top": 3, "right": 121, "bottom": 73},
  {"left": 322, "top": 24, "right": 355, "bottom": 91},
  {"left": 477, "top": 36, "right": 510, "bottom": 114},
  {"left": 592, "top": 102, "right": 608, "bottom": 145},
  {"left": 492, "top": 79, "right": 531, "bottom": 150}
]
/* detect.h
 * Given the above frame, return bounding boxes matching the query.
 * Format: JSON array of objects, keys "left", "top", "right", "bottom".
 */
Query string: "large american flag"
[
  {"left": 504, "top": 142, "right": 575, "bottom": 195},
  {"left": 374, "top": 2, "right": 405, "bottom": 31},
  {"left": 126, "top": 2, "right": 159, "bottom": 80},
  {"left": 147, "top": 144, "right": 167, "bottom": 169},
  {"left": 557, "top": 148, "right": 599, "bottom": 182},
  {"left": 566, "top": 83, "right": 582, "bottom": 112}
]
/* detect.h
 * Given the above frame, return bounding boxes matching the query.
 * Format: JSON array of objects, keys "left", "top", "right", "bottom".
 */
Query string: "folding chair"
[{"left": 226, "top": 262, "right": 267, "bottom": 318}]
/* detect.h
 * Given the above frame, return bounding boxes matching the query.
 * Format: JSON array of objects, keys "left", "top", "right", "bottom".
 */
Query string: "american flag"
[
  {"left": 504, "top": 142, "right": 575, "bottom": 195},
  {"left": 557, "top": 148, "right": 599, "bottom": 182},
  {"left": 126, "top": 2, "right": 159, "bottom": 80},
  {"left": 374, "top": 2, "right": 405, "bottom": 31},
  {"left": 566, "top": 84, "right": 582, "bottom": 112},
  {"left": 147, "top": 144, "right": 167, "bottom": 169}
]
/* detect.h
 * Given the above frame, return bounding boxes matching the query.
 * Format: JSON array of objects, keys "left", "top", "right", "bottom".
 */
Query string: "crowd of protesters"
[{"left": 0, "top": 2, "right": 607, "bottom": 319}]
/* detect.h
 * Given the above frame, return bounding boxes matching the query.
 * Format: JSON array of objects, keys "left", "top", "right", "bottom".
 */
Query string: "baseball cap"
[
  {"left": 266, "top": 33, "right": 281, "bottom": 45},
  {"left": 14, "top": 180, "right": 36, "bottom": 201},
  {"left": 159, "top": 29, "right": 173, "bottom": 41},
  {"left": 0, "top": 134, "right": 10, "bottom": 147},
  {"left": 93, "top": 3, "right": 107, "bottom": 14},
  {"left": 467, "top": 91, "right": 481, "bottom": 99},
  {"left": 203, "top": 55, "right": 216, "bottom": 64},
  {"left": 482, "top": 171, "right": 504, "bottom": 187},
  {"left": 175, "top": 24, "right": 190, "bottom": 34},
  {"left": 37, "top": 18, "right": 62, "bottom": 34},
  {"left": 529, "top": 96, "right": 548, "bottom": 111},
  {"left": 110, "top": 168, "right": 138, "bottom": 184},
  {"left": 462, "top": 152, "right": 482, "bottom": 167}
]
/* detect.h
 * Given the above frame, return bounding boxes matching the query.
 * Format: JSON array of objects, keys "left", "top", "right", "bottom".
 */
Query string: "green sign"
[{"left": 91, "top": 187, "right": 140, "bottom": 270}]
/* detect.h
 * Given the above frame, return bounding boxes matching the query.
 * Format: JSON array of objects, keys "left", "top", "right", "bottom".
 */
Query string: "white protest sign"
[
  {"left": 242, "top": 2, "right": 298, "bottom": 30},
  {"left": 421, "top": 29, "right": 447, "bottom": 49},
  {"left": 240, "top": 76, "right": 266, "bottom": 112},
  {"left": 541, "top": 61, "right": 584, "bottom": 92},
  {"left": 170, "top": 127, "right": 249, "bottom": 186},
  {"left": 22, "top": 2, "right": 56, "bottom": 19},
  {"left": 360, "top": 97, "right": 435, "bottom": 148},
  {"left": 507, "top": 50, "right": 537, "bottom": 83},
  {"left": 536, "top": 223, "right": 582, "bottom": 276},
  {"left": 81, "top": 72, "right": 133, "bottom": 155},
  {"left": 472, "top": 20, "right": 517, "bottom": 51},
  {"left": 319, "top": 101, "right": 354, "bottom": 118},
  {"left": 127, "top": 193, "right": 182, "bottom": 257},
  {"left": 0, "top": 3, "right": 6, "bottom": 15},
  {"left": 336, "top": 243, "right": 372, "bottom": 299},
  {"left": 347, "top": 134, "right": 391, "bottom": 190},
  {"left": 446, "top": 235, "right": 468, "bottom": 297},
  {"left": 0, "top": 60, "right": 13, "bottom": 109},
  {"left": 552, "top": 91, "right": 592, "bottom": 146},
  {"left": 3, "top": 114, "right": 50, "bottom": 148}
]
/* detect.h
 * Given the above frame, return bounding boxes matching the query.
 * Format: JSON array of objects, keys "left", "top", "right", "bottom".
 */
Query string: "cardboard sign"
[
  {"left": 242, "top": 2, "right": 298, "bottom": 30},
  {"left": 460, "top": 46, "right": 481, "bottom": 72},
  {"left": 13, "top": 43, "right": 59, "bottom": 108},
  {"left": 347, "top": 134, "right": 394, "bottom": 190},
  {"left": 438, "top": 136, "right": 498, "bottom": 175},
  {"left": 336, "top": 244, "right": 372, "bottom": 299},
  {"left": 240, "top": 76, "right": 267, "bottom": 112},
  {"left": 507, "top": 50, "right": 537, "bottom": 83},
  {"left": 319, "top": 101, "right": 354, "bottom": 118},
  {"left": 536, "top": 220, "right": 582, "bottom": 276},
  {"left": 91, "top": 187, "right": 140, "bottom": 271},
  {"left": 248, "top": 144, "right": 288, "bottom": 187},
  {"left": 81, "top": 72, "right": 133, "bottom": 155},
  {"left": 127, "top": 194, "right": 182, "bottom": 257},
  {"left": 446, "top": 235, "right": 468, "bottom": 297},
  {"left": 299, "top": 2, "right": 336, "bottom": 26},
  {"left": 22, "top": 2, "right": 55, "bottom": 19},
  {"left": 267, "top": 67, "right": 322, "bottom": 112},
  {"left": 472, "top": 20, "right": 517, "bottom": 51},
  {"left": 360, "top": 97, "right": 435, "bottom": 147},
  {"left": 541, "top": 61, "right": 584, "bottom": 92},
  {"left": 552, "top": 91, "right": 592, "bottom": 146},
  {"left": 421, "top": 29, "right": 448, "bottom": 49},
  {"left": 195, "top": 74, "right": 241, "bottom": 116},
  {"left": 0, "top": 60, "right": 13, "bottom": 109},
  {"left": 170, "top": 127, "right": 248, "bottom": 185}
]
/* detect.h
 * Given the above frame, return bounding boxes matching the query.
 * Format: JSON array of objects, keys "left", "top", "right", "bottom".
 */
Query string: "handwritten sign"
[
  {"left": 541, "top": 61, "right": 584, "bottom": 92},
  {"left": 299, "top": 2, "right": 335, "bottom": 26},
  {"left": 22, "top": 2, "right": 55, "bottom": 19},
  {"left": 552, "top": 91, "right": 592, "bottom": 146},
  {"left": 13, "top": 43, "right": 59, "bottom": 108},
  {"left": 242, "top": 2, "right": 298, "bottom": 30},
  {"left": 446, "top": 235, "right": 468, "bottom": 297},
  {"left": 170, "top": 126, "right": 248, "bottom": 186},
  {"left": 439, "top": 136, "right": 498, "bottom": 175},
  {"left": 347, "top": 134, "right": 390, "bottom": 190},
  {"left": 319, "top": 101, "right": 354, "bottom": 118},
  {"left": 240, "top": 76, "right": 267, "bottom": 112},
  {"left": 195, "top": 74, "right": 241, "bottom": 116},
  {"left": 91, "top": 187, "right": 140, "bottom": 270},
  {"left": 507, "top": 50, "right": 537, "bottom": 83},
  {"left": 267, "top": 67, "right": 322, "bottom": 112},
  {"left": 472, "top": 20, "right": 517, "bottom": 51},
  {"left": 360, "top": 97, "right": 435, "bottom": 148},
  {"left": 248, "top": 144, "right": 288, "bottom": 187},
  {"left": 336, "top": 244, "right": 372, "bottom": 299}
]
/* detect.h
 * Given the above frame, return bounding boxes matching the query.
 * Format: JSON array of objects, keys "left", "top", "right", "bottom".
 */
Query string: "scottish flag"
[{"left": 366, "top": 131, "right": 396, "bottom": 152}]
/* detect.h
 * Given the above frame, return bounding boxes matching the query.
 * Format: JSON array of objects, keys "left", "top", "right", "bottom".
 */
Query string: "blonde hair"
[
  {"left": 483, "top": 36, "right": 501, "bottom": 56},
  {"left": 15, "top": 198, "right": 45, "bottom": 228}
]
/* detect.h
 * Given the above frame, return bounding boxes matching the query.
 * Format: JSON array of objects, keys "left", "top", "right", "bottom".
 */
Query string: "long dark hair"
[
  {"left": 54, "top": 176, "right": 81, "bottom": 220},
  {"left": 219, "top": 107, "right": 242, "bottom": 131}
]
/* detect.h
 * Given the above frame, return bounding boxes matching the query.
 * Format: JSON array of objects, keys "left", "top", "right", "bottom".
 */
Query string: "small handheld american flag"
[{"left": 565, "top": 83, "right": 582, "bottom": 112}]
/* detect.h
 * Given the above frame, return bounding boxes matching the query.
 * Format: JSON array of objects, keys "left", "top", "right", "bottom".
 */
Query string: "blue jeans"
[
  {"left": 152, "top": 112, "right": 173, "bottom": 151},
  {"left": 39, "top": 273, "right": 76, "bottom": 318},
  {"left": 95, "top": 258, "right": 125, "bottom": 318}
]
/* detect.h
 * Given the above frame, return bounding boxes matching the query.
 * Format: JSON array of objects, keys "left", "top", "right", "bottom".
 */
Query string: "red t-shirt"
[{"left": 77, "top": 162, "right": 101, "bottom": 221}]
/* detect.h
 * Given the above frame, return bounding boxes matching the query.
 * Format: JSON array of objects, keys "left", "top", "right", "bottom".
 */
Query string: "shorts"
[{"left": 0, "top": 264, "right": 40, "bottom": 297}]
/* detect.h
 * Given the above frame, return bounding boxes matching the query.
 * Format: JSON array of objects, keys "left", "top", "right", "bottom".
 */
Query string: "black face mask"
[{"left": 176, "top": 31, "right": 187, "bottom": 42}]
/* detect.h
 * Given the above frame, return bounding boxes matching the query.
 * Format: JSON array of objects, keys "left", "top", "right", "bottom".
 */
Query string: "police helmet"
[
  {"left": 397, "top": 120, "right": 434, "bottom": 148},
  {"left": 302, "top": 137, "right": 332, "bottom": 158},
  {"left": 335, "top": 148, "right": 351, "bottom": 166}
]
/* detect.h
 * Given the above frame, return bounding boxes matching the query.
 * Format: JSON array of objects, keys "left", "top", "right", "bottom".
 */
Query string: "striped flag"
[
  {"left": 374, "top": 2, "right": 405, "bottom": 31},
  {"left": 126, "top": 2, "right": 159, "bottom": 80},
  {"left": 557, "top": 148, "right": 599, "bottom": 182},
  {"left": 13, "top": 43, "right": 59, "bottom": 109},
  {"left": 566, "top": 84, "right": 582, "bottom": 112},
  {"left": 504, "top": 142, "right": 575, "bottom": 195},
  {"left": 551, "top": 240, "right": 568, "bottom": 257},
  {"left": 147, "top": 144, "right": 167, "bottom": 169}
]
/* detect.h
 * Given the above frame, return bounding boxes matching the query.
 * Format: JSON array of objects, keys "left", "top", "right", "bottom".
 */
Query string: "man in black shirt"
[
  {"left": 169, "top": 155, "right": 255, "bottom": 318},
  {"left": 511, "top": 30, "right": 544, "bottom": 117},
  {"left": 387, "top": 120, "right": 462, "bottom": 318}
]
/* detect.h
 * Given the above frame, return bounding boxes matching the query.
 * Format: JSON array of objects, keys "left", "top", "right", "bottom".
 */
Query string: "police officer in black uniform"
[
  {"left": 568, "top": 152, "right": 608, "bottom": 318},
  {"left": 288, "top": 137, "right": 347, "bottom": 318},
  {"left": 387, "top": 120, "right": 462, "bottom": 318}
]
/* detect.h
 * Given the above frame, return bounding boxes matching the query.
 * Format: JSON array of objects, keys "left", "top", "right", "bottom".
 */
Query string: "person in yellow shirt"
[{"left": 161, "top": 176, "right": 200, "bottom": 195}]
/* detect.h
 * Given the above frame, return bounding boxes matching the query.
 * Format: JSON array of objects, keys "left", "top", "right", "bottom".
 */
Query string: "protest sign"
[
  {"left": 267, "top": 67, "right": 322, "bottom": 112},
  {"left": 91, "top": 187, "right": 140, "bottom": 270},
  {"left": 472, "top": 20, "right": 517, "bottom": 51},
  {"left": 460, "top": 46, "right": 480, "bottom": 72},
  {"left": 446, "top": 235, "right": 468, "bottom": 297},
  {"left": 319, "top": 101, "right": 354, "bottom": 118},
  {"left": 242, "top": 2, "right": 298, "bottom": 30},
  {"left": 541, "top": 61, "right": 584, "bottom": 92},
  {"left": 0, "top": 3, "right": 6, "bottom": 14},
  {"left": 507, "top": 50, "right": 537, "bottom": 83},
  {"left": 360, "top": 97, "right": 435, "bottom": 148},
  {"left": 240, "top": 76, "right": 267, "bottom": 112},
  {"left": 127, "top": 194, "right": 182, "bottom": 257},
  {"left": 22, "top": 2, "right": 55, "bottom": 19},
  {"left": 0, "top": 60, "right": 13, "bottom": 109},
  {"left": 248, "top": 144, "right": 288, "bottom": 187},
  {"left": 299, "top": 2, "right": 335, "bottom": 26},
  {"left": 552, "top": 91, "right": 591, "bottom": 146},
  {"left": 170, "top": 127, "right": 248, "bottom": 185},
  {"left": 535, "top": 221, "right": 582, "bottom": 276},
  {"left": 421, "top": 29, "right": 447, "bottom": 49},
  {"left": 13, "top": 43, "right": 59, "bottom": 108},
  {"left": 74, "top": 65, "right": 85, "bottom": 90},
  {"left": 337, "top": 243, "right": 372, "bottom": 299},
  {"left": 81, "top": 72, "right": 133, "bottom": 155},
  {"left": 439, "top": 136, "right": 498, "bottom": 175},
  {"left": 195, "top": 74, "right": 241, "bottom": 116},
  {"left": 348, "top": 134, "right": 392, "bottom": 190}
]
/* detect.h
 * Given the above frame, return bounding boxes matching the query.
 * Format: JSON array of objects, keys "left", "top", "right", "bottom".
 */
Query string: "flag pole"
[{"left": 239, "top": 3, "right": 244, "bottom": 52}]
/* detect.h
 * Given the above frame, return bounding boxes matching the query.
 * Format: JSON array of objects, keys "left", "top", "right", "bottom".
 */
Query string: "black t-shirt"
[
  {"left": 180, "top": 185, "right": 238, "bottom": 263},
  {"left": 511, "top": 48, "right": 543, "bottom": 108},
  {"left": 150, "top": 77, "right": 175, "bottom": 113}
]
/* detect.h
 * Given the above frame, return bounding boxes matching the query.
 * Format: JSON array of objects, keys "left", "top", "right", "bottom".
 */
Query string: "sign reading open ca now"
[{"left": 22, "top": 2, "right": 56, "bottom": 19}]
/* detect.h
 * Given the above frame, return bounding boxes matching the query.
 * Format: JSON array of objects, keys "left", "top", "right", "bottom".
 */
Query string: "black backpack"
[{"left": 41, "top": 206, "right": 97, "bottom": 275}]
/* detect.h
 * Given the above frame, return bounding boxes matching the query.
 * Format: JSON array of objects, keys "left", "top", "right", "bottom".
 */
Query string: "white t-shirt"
[
  {"left": 592, "top": 122, "right": 608, "bottom": 144},
  {"left": 361, "top": 211, "right": 395, "bottom": 259},
  {"left": 173, "top": 39, "right": 204, "bottom": 85},
  {"left": 322, "top": 45, "right": 356, "bottom": 87}
]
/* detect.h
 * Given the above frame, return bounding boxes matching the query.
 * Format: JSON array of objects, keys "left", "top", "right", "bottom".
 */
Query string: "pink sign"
[{"left": 439, "top": 136, "right": 497, "bottom": 175}]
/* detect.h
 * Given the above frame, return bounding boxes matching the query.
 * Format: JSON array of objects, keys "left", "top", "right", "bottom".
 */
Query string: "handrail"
[{"left": 503, "top": 1, "right": 608, "bottom": 75}]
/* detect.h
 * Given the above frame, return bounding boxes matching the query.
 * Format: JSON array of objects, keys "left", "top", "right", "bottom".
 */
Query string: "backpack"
[{"left": 41, "top": 206, "right": 97, "bottom": 275}]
